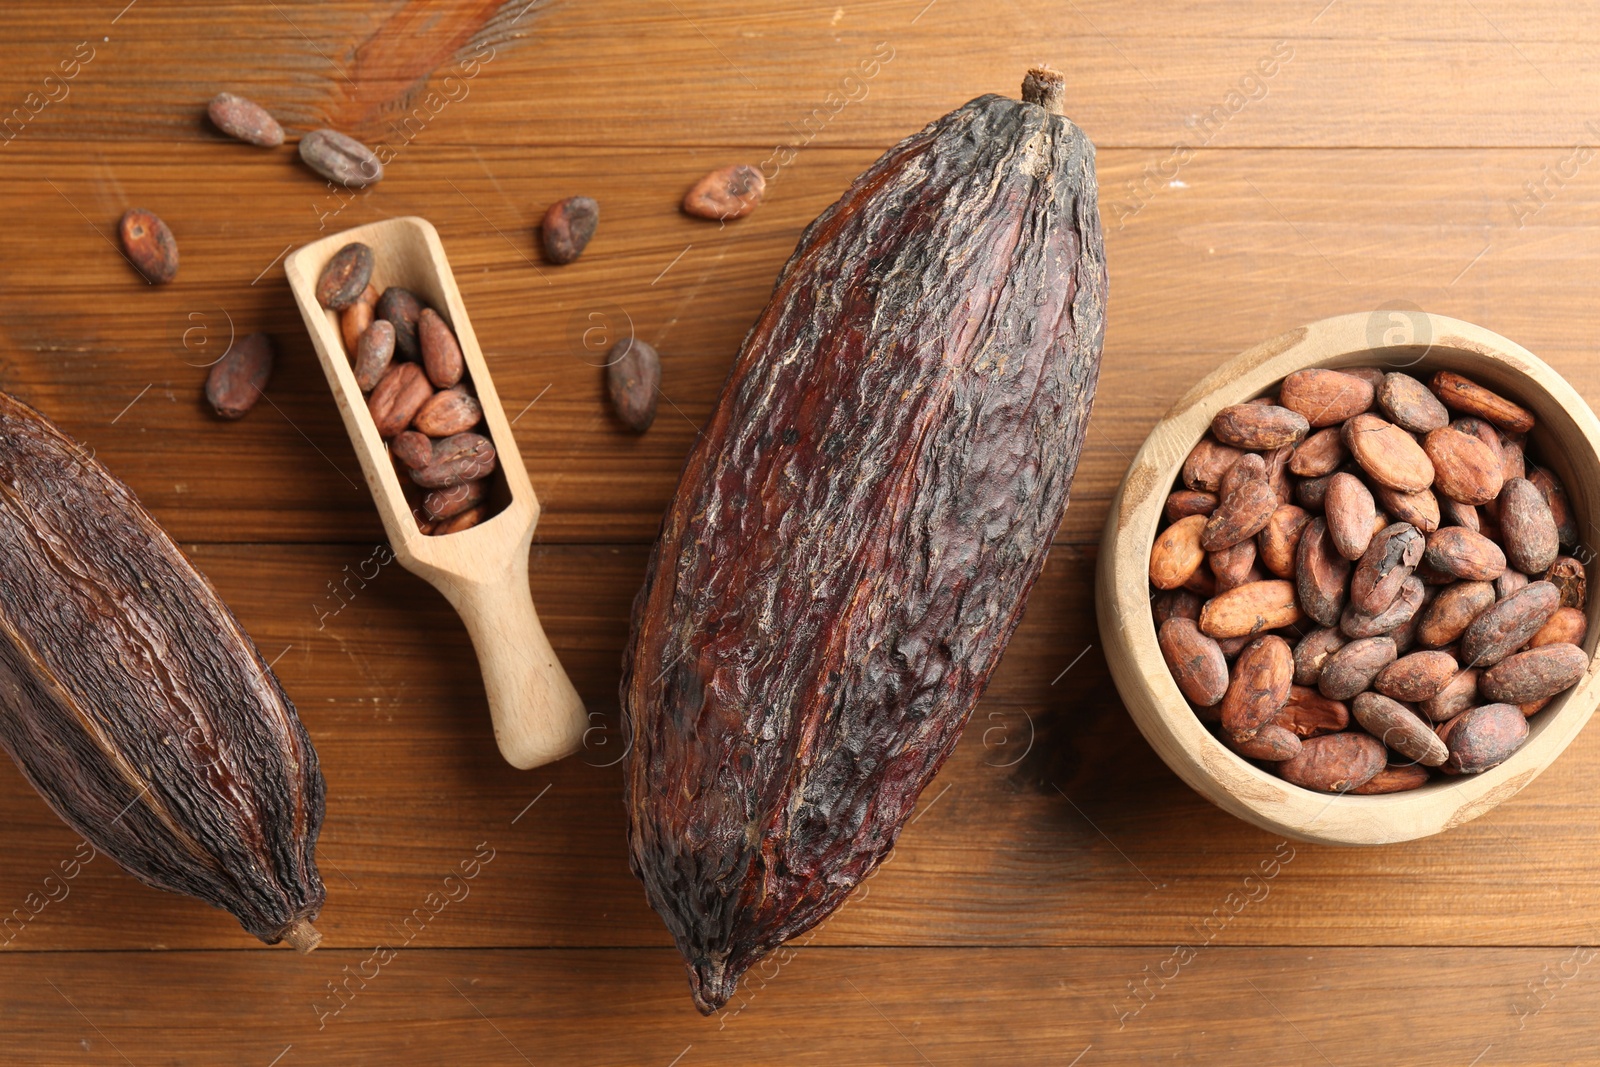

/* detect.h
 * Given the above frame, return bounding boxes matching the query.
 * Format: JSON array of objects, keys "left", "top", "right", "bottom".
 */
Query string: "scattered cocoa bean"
[
  {"left": 341, "top": 290, "right": 376, "bottom": 353},
  {"left": 1341, "top": 575, "right": 1425, "bottom": 639},
  {"left": 1350, "top": 522, "right": 1424, "bottom": 614},
  {"left": 1350, "top": 763, "right": 1431, "bottom": 794},
  {"left": 204, "top": 332, "right": 273, "bottom": 419},
  {"left": 1258, "top": 505, "right": 1311, "bottom": 579},
  {"left": 299, "top": 129, "right": 383, "bottom": 187},
  {"left": 541, "top": 196, "right": 600, "bottom": 264},
  {"left": 207, "top": 92, "right": 284, "bottom": 147},
  {"left": 1528, "top": 467, "right": 1578, "bottom": 546},
  {"left": 1420, "top": 669, "right": 1479, "bottom": 722},
  {"left": 1375, "top": 486, "right": 1440, "bottom": 534},
  {"left": 119, "top": 208, "right": 178, "bottom": 284},
  {"left": 1529, "top": 606, "right": 1587, "bottom": 649},
  {"left": 683, "top": 164, "right": 766, "bottom": 220},
  {"left": 1297, "top": 518, "right": 1352, "bottom": 627},
  {"left": 607, "top": 337, "right": 661, "bottom": 433},
  {"left": 1210, "top": 538, "right": 1258, "bottom": 594},
  {"left": 434, "top": 505, "right": 489, "bottom": 535},
  {"left": 390, "top": 430, "right": 432, "bottom": 470}
]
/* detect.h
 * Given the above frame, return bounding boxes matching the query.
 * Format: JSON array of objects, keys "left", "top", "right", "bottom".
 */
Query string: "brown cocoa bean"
[
  {"left": 207, "top": 92, "right": 284, "bottom": 147},
  {"left": 1499, "top": 434, "right": 1527, "bottom": 483},
  {"left": 1297, "top": 518, "right": 1351, "bottom": 627},
  {"left": 1184, "top": 567, "right": 1217, "bottom": 597},
  {"left": 1275, "top": 685, "right": 1350, "bottom": 737},
  {"left": 1209, "top": 539, "right": 1258, "bottom": 594},
  {"left": 1182, "top": 437, "right": 1245, "bottom": 493},
  {"left": 1497, "top": 477, "right": 1559, "bottom": 575},
  {"left": 1444, "top": 703, "right": 1529, "bottom": 773},
  {"left": 1165, "top": 490, "right": 1218, "bottom": 521},
  {"left": 1424, "top": 426, "right": 1504, "bottom": 505},
  {"left": 1375, "top": 650, "right": 1459, "bottom": 702},
  {"left": 1325, "top": 472, "right": 1377, "bottom": 560},
  {"left": 118, "top": 208, "right": 178, "bottom": 284},
  {"left": 341, "top": 295, "right": 375, "bottom": 354},
  {"left": 1202, "top": 454, "right": 1275, "bottom": 550},
  {"left": 1528, "top": 467, "right": 1579, "bottom": 546},
  {"left": 410, "top": 432, "right": 497, "bottom": 490},
  {"left": 1495, "top": 571, "right": 1529, "bottom": 599},
  {"left": 1318, "top": 635, "right": 1397, "bottom": 700},
  {"left": 315, "top": 242, "right": 374, "bottom": 310},
  {"left": 422, "top": 479, "right": 488, "bottom": 522},
  {"left": 1352, "top": 691, "right": 1449, "bottom": 766},
  {"left": 1276, "top": 732, "right": 1386, "bottom": 793},
  {"left": 1153, "top": 589, "right": 1203, "bottom": 626},
  {"left": 1420, "top": 669, "right": 1479, "bottom": 722},
  {"left": 1289, "top": 426, "right": 1347, "bottom": 477},
  {"left": 1344, "top": 366, "right": 1388, "bottom": 391},
  {"left": 1293, "top": 628, "right": 1347, "bottom": 686},
  {"left": 1265, "top": 445, "right": 1294, "bottom": 507},
  {"left": 1350, "top": 763, "right": 1431, "bottom": 794},
  {"left": 299, "top": 128, "right": 383, "bottom": 187},
  {"left": 1543, "top": 556, "right": 1587, "bottom": 610},
  {"left": 1375, "top": 486, "right": 1440, "bottom": 534},
  {"left": 1210, "top": 404, "right": 1310, "bottom": 450},
  {"left": 1220, "top": 635, "right": 1293, "bottom": 739},
  {"left": 1439, "top": 497, "right": 1479, "bottom": 533},
  {"left": 1296, "top": 470, "right": 1340, "bottom": 510},
  {"left": 541, "top": 196, "right": 599, "bottom": 264},
  {"left": 1377, "top": 372, "right": 1450, "bottom": 433},
  {"left": 1344, "top": 414, "right": 1434, "bottom": 491},
  {"left": 1530, "top": 606, "right": 1587, "bottom": 649},
  {"left": 433, "top": 505, "right": 489, "bottom": 535},
  {"left": 683, "top": 164, "right": 766, "bottom": 220},
  {"left": 1460, "top": 581, "right": 1561, "bottom": 667},
  {"left": 354, "top": 320, "right": 396, "bottom": 393},
  {"left": 1423, "top": 526, "right": 1506, "bottom": 582},
  {"left": 376, "top": 287, "right": 423, "bottom": 361},
  {"left": 419, "top": 308, "right": 465, "bottom": 389},
  {"left": 367, "top": 362, "right": 432, "bottom": 438},
  {"left": 1159, "top": 618, "right": 1230, "bottom": 708},
  {"left": 1351, "top": 522, "right": 1424, "bottom": 614},
  {"left": 1224, "top": 723, "right": 1302, "bottom": 762},
  {"left": 1341, "top": 575, "right": 1425, "bottom": 638},
  {"left": 414, "top": 386, "right": 483, "bottom": 437},
  {"left": 1430, "top": 370, "right": 1535, "bottom": 433},
  {"left": 1278, "top": 368, "right": 1374, "bottom": 426},
  {"left": 607, "top": 337, "right": 661, "bottom": 433},
  {"left": 1258, "top": 505, "right": 1310, "bottom": 578},
  {"left": 1198, "top": 579, "right": 1302, "bottom": 639},
  {"left": 390, "top": 430, "right": 432, "bottom": 470},
  {"left": 1480, "top": 643, "right": 1589, "bottom": 703},
  {"left": 1415, "top": 580, "right": 1496, "bottom": 648},
  {"left": 204, "top": 332, "right": 273, "bottom": 419}
]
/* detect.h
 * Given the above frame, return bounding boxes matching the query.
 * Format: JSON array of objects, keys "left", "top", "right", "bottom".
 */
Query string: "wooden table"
[{"left": 1, "top": 1, "right": 1597, "bottom": 1063}]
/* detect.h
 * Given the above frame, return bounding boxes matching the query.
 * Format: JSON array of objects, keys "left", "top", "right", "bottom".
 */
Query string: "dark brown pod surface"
[
  {"left": 0, "top": 392, "right": 324, "bottom": 945},
  {"left": 207, "top": 91, "right": 284, "bottom": 147},
  {"left": 607, "top": 338, "right": 661, "bottom": 433},
  {"left": 542, "top": 196, "right": 600, "bottom": 263},
  {"left": 315, "top": 242, "right": 373, "bottom": 310},
  {"left": 623, "top": 75, "right": 1106, "bottom": 1014},
  {"left": 683, "top": 163, "right": 766, "bottom": 220},
  {"left": 118, "top": 208, "right": 178, "bottom": 283},
  {"left": 376, "top": 287, "right": 423, "bottom": 361},
  {"left": 205, "top": 332, "right": 274, "bottom": 419}
]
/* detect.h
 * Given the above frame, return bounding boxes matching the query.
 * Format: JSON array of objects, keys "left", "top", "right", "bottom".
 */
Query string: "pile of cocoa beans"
[
  {"left": 1150, "top": 366, "right": 1591, "bottom": 794},
  {"left": 316, "top": 243, "right": 498, "bottom": 535}
]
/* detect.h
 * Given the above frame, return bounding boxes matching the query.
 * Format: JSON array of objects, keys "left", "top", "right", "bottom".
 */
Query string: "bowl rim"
[{"left": 1096, "top": 312, "right": 1600, "bottom": 845}]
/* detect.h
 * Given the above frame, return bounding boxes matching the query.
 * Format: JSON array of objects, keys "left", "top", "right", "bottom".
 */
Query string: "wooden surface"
[{"left": 3, "top": 1, "right": 1600, "bottom": 1063}]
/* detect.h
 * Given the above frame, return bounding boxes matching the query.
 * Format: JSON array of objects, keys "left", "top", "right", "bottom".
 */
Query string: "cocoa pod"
[
  {"left": 409, "top": 432, "right": 497, "bottom": 490},
  {"left": 418, "top": 308, "right": 465, "bottom": 389},
  {"left": 422, "top": 479, "right": 488, "bottom": 522},
  {"left": 1543, "top": 556, "right": 1587, "bottom": 609},
  {"left": 1224, "top": 723, "right": 1302, "bottom": 762},
  {"left": 1318, "top": 635, "right": 1397, "bottom": 700},
  {"left": 204, "top": 332, "right": 274, "bottom": 420},
  {"left": 1210, "top": 404, "right": 1309, "bottom": 450},
  {"left": 1220, "top": 635, "right": 1293, "bottom": 739},
  {"left": 1352, "top": 691, "right": 1449, "bottom": 766},
  {"left": 353, "top": 320, "right": 396, "bottom": 393},
  {"left": 1209, "top": 539, "right": 1257, "bottom": 594},
  {"left": 1375, "top": 650, "right": 1459, "bottom": 702},
  {"left": 0, "top": 392, "right": 325, "bottom": 946},
  {"left": 1289, "top": 426, "right": 1347, "bottom": 477},
  {"left": 1496, "top": 477, "right": 1559, "bottom": 575},
  {"left": 1430, "top": 370, "right": 1535, "bottom": 433},
  {"left": 1528, "top": 467, "right": 1579, "bottom": 546},
  {"left": 623, "top": 69, "right": 1108, "bottom": 1013},
  {"left": 1420, "top": 669, "right": 1479, "bottom": 722},
  {"left": 1480, "top": 644, "right": 1589, "bottom": 703},
  {"left": 1297, "top": 518, "right": 1351, "bottom": 627},
  {"left": 367, "top": 362, "right": 433, "bottom": 438},
  {"left": 1277, "top": 368, "right": 1373, "bottom": 426},
  {"left": 376, "top": 287, "right": 423, "bottom": 361},
  {"left": 118, "top": 208, "right": 178, "bottom": 283},
  {"left": 1375, "top": 486, "right": 1440, "bottom": 534},
  {"left": 1258, "top": 505, "right": 1310, "bottom": 578},
  {"left": 1276, "top": 732, "right": 1386, "bottom": 793},
  {"left": 1153, "top": 589, "right": 1203, "bottom": 626},
  {"left": 1423, "top": 526, "right": 1506, "bottom": 582},
  {"left": 1530, "top": 606, "right": 1587, "bottom": 649},
  {"left": 315, "top": 242, "right": 373, "bottom": 310},
  {"left": 1377, "top": 372, "right": 1449, "bottom": 433},
  {"left": 1198, "top": 580, "right": 1302, "bottom": 638},
  {"left": 607, "top": 337, "right": 662, "bottom": 433},
  {"left": 1182, "top": 437, "right": 1245, "bottom": 493},
  {"left": 1159, "top": 617, "right": 1229, "bottom": 707},
  {"left": 1275, "top": 685, "right": 1350, "bottom": 737},
  {"left": 1340, "top": 575, "right": 1424, "bottom": 639},
  {"left": 390, "top": 430, "right": 433, "bottom": 470},
  {"left": 1292, "top": 628, "right": 1346, "bottom": 686},
  {"left": 1423, "top": 426, "right": 1504, "bottom": 506},
  {"left": 1415, "top": 580, "right": 1496, "bottom": 648},
  {"left": 1325, "top": 472, "right": 1377, "bottom": 560},
  {"left": 1460, "top": 581, "right": 1561, "bottom": 667},
  {"left": 1444, "top": 703, "right": 1529, "bottom": 773},
  {"left": 207, "top": 91, "right": 284, "bottom": 147},
  {"left": 1344, "top": 414, "right": 1434, "bottom": 491},
  {"left": 1350, "top": 522, "right": 1424, "bottom": 614},
  {"left": 683, "top": 164, "right": 766, "bottom": 221},
  {"left": 299, "top": 128, "right": 383, "bottom": 187},
  {"left": 541, "top": 195, "right": 599, "bottom": 264},
  {"left": 1351, "top": 763, "right": 1432, "bottom": 794},
  {"left": 414, "top": 385, "right": 483, "bottom": 437},
  {"left": 1165, "top": 489, "right": 1218, "bottom": 521}
]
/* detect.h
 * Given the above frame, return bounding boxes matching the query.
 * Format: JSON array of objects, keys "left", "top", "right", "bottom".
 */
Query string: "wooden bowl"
[{"left": 1097, "top": 312, "right": 1600, "bottom": 845}]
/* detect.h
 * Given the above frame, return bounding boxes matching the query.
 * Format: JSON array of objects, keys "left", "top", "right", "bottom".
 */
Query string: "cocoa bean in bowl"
[{"left": 1099, "top": 313, "right": 1600, "bottom": 845}]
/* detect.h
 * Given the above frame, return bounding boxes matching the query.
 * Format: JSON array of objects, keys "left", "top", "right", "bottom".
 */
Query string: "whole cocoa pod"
[{"left": 623, "top": 68, "right": 1106, "bottom": 1014}]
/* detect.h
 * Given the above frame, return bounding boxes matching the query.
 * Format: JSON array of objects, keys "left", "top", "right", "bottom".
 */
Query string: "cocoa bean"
[
  {"left": 1276, "top": 732, "right": 1386, "bottom": 793},
  {"left": 390, "top": 430, "right": 432, "bottom": 470},
  {"left": 1159, "top": 617, "right": 1230, "bottom": 708},
  {"left": 1297, "top": 518, "right": 1351, "bottom": 627},
  {"left": 541, "top": 196, "right": 599, "bottom": 264},
  {"left": 367, "top": 362, "right": 432, "bottom": 438},
  {"left": 1220, "top": 635, "right": 1293, "bottom": 739},
  {"left": 1341, "top": 575, "right": 1424, "bottom": 639},
  {"left": 1444, "top": 703, "right": 1529, "bottom": 773},
  {"left": 1459, "top": 581, "right": 1561, "bottom": 667},
  {"left": 1439, "top": 497, "right": 1479, "bottom": 533},
  {"left": 1350, "top": 522, "right": 1424, "bottom": 614},
  {"left": 1166, "top": 489, "right": 1218, "bottom": 521},
  {"left": 1420, "top": 669, "right": 1479, "bottom": 722},
  {"left": 1202, "top": 454, "right": 1275, "bottom": 550},
  {"left": 1344, "top": 414, "right": 1434, "bottom": 492},
  {"left": 422, "top": 479, "right": 488, "bottom": 522},
  {"left": 315, "top": 242, "right": 373, "bottom": 310},
  {"left": 299, "top": 129, "right": 383, "bottom": 187},
  {"left": 1377, "top": 372, "right": 1450, "bottom": 433},
  {"left": 607, "top": 337, "right": 661, "bottom": 433},
  {"left": 1528, "top": 467, "right": 1578, "bottom": 546},
  {"left": 1258, "top": 505, "right": 1310, "bottom": 578},
  {"left": 354, "top": 320, "right": 396, "bottom": 393},
  {"left": 1275, "top": 685, "right": 1350, "bottom": 737},
  {"left": 1424, "top": 426, "right": 1504, "bottom": 506},
  {"left": 1497, "top": 477, "right": 1559, "bottom": 575},
  {"left": 1198, "top": 579, "right": 1302, "bottom": 639},
  {"left": 1375, "top": 650, "right": 1459, "bottom": 702},
  {"left": 1430, "top": 370, "right": 1535, "bottom": 433},
  {"left": 1480, "top": 643, "right": 1589, "bottom": 703},
  {"left": 1325, "top": 472, "right": 1378, "bottom": 560},
  {"left": 1530, "top": 606, "right": 1587, "bottom": 649},
  {"left": 683, "top": 164, "right": 766, "bottom": 220},
  {"left": 204, "top": 332, "right": 274, "bottom": 419},
  {"left": 1210, "top": 404, "right": 1309, "bottom": 450},
  {"left": 1543, "top": 556, "right": 1587, "bottom": 609},
  {"left": 1415, "top": 580, "right": 1496, "bottom": 648},
  {"left": 1423, "top": 527, "right": 1506, "bottom": 582},
  {"left": 1296, "top": 470, "right": 1339, "bottom": 510},
  {"left": 1375, "top": 486, "right": 1440, "bottom": 534},
  {"left": 410, "top": 432, "right": 497, "bottom": 490},
  {"left": 207, "top": 92, "right": 284, "bottom": 147},
  {"left": 1350, "top": 763, "right": 1431, "bottom": 794},
  {"left": 1152, "top": 589, "right": 1203, "bottom": 626},
  {"left": 419, "top": 308, "right": 464, "bottom": 389},
  {"left": 1277, "top": 368, "right": 1373, "bottom": 426},
  {"left": 1264, "top": 445, "right": 1295, "bottom": 507},
  {"left": 1318, "top": 635, "right": 1397, "bottom": 700},
  {"left": 1352, "top": 691, "right": 1449, "bottom": 766},
  {"left": 376, "top": 287, "right": 423, "bottom": 361},
  {"left": 1289, "top": 426, "right": 1347, "bottom": 477},
  {"left": 1209, "top": 539, "right": 1258, "bottom": 594},
  {"left": 1293, "top": 627, "right": 1347, "bottom": 686},
  {"left": 1182, "top": 437, "right": 1245, "bottom": 493},
  {"left": 1224, "top": 722, "right": 1302, "bottom": 762},
  {"left": 340, "top": 293, "right": 375, "bottom": 354},
  {"left": 433, "top": 505, "right": 489, "bottom": 535},
  {"left": 414, "top": 386, "right": 483, "bottom": 437},
  {"left": 118, "top": 208, "right": 178, "bottom": 284},
  {"left": 1499, "top": 434, "right": 1527, "bottom": 483}
]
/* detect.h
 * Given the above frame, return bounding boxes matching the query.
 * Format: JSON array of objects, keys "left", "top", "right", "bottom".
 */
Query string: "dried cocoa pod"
[
  {"left": 1530, "top": 606, "right": 1587, "bottom": 649},
  {"left": 623, "top": 69, "right": 1109, "bottom": 1012},
  {"left": 1375, "top": 650, "right": 1459, "bottom": 702},
  {"left": 1224, "top": 722, "right": 1302, "bottom": 761},
  {"left": 367, "top": 362, "right": 433, "bottom": 438},
  {"left": 1165, "top": 489, "right": 1218, "bottom": 521},
  {"left": 1543, "top": 556, "right": 1587, "bottom": 609},
  {"left": 1201, "top": 453, "right": 1273, "bottom": 551},
  {"left": 1460, "top": 581, "right": 1560, "bottom": 668},
  {"left": 1444, "top": 703, "right": 1529, "bottom": 773},
  {"left": 1423, "top": 426, "right": 1503, "bottom": 506},
  {"left": 1341, "top": 575, "right": 1424, "bottom": 639},
  {"left": 419, "top": 308, "right": 465, "bottom": 389},
  {"left": 1258, "top": 504, "right": 1310, "bottom": 578},
  {"left": 390, "top": 430, "right": 433, "bottom": 471},
  {"left": 683, "top": 164, "right": 766, "bottom": 221},
  {"left": 1430, "top": 371, "right": 1535, "bottom": 433},
  {"left": 1351, "top": 763, "right": 1431, "bottom": 794},
  {"left": 119, "top": 208, "right": 178, "bottom": 284},
  {"left": 1423, "top": 526, "right": 1506, "bottom": 582},
  {"left": 1480, "top": 644, "right": 1589, "bottom": 704},
  {"left": 422, "top": 479, "right": 488, "bottom": 522},
  {"left": 1377, "top": 372, "right": 1449, "bottom": 433},
  {"left": 315, "top": 242, "right": 373, "bottom": 311},
  {"left": 1353, "top": 692, "right": 1448, "bottom": 766},
  {"left": 204, "top": 332, "right": 274, "bottom": 420},
  {"left": 1293, "top": 628, "right": 1346, "bottom": 686},
  {"left": 1278, "top": 368, "right": 1373, "bottom": 426},
  {"left": 1289, "top": 426, "right": 1347, "bottom": 477},
  {"left": 409, "top": 432, "right": 497, "bottom": 490},
  {"left": 207, "top": 91, "right": 284, "bottom": 147},
  {"left": 1276, "top": 732, "right": 1386, "bottom": 793},
  {"left": 1375, "top": 485, "right": 1440, "bottom": 534},
  {"left": 1297, "top": 518, "right": 1351, "bottom": 627},
  {"left": 414, "top": 385, "right": 483, "bottom": 437},
  {"left": 1325, "top": 472, "right": 1377, "bottom": 561},
  {"left": 1209, "top": 538, "right": 1257, "bottom": 594},
  {"left": 1415, "top": 580, "right": 1496, "bottom": 648},
  {"left": 1159, "top": 617, "right": 1229, "bottom": 707},
  {"left": 1182, "top": 437, "right": 1244, "bottom": 493},
  {"left": 0, "top": 393, "right": 325, "bottom": 946},
  {"left": 1421, "top": 669, "right": 1479, "bottom": 722},
  {"left": 299, "top": 128, "right": 383, "bottom": 187},
  {"left": 1220, "top": 635, "right": 1293, "bottom": 739},
  {"left": 1210, "top": 404, "right": 1309, "bottom": 450},
  {"left": 354, "top": 320, "right": 396, "bottom": 393},
  {"left": 1350, "top": 522, "right": 1424, "bottom": 614},
  {"left": 1497, "top": 477, "right": 1559, "bottom": 575},
  {"left": 1198, "top": 580, "right": 1302, "bottom": 638},
  {"left": 1528, "top": 467, "right": 1579, "bottom": 546},
  {"left": 1275, "top": 685, "right": 1349, "bottom": 737},
  {"left": 376, "top": 287, "right": 423, "bottom": 361},
  {"left": 607, "top": 337, "right": 662, "bottom": 433},
  {"left": 1152, "top": 589, "right": 1203, "bottom": 627},
  {"left": 1344, "top": 414, "right": 1433, "bottom": 492},
  {"left": 1318, "top": 635, "right": 1397, "bottom": 700},
  {"left": 541, "top": 195, "right": 599, "bottom": 264}
]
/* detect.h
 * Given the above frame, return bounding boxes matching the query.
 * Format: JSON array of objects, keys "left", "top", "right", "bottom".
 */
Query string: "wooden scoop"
[{"left": 284, "top": 216, "right": 585, "bottom": 769}]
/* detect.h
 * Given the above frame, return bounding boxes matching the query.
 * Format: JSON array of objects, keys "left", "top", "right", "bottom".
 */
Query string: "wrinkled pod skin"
[
  {"left": 0, "top": 392, "right": 325, "bottom": 947},
  {"left": 622, "top": 70, "right": 1106, "bottom": 1013}
]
